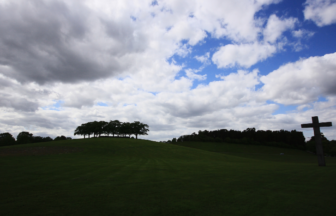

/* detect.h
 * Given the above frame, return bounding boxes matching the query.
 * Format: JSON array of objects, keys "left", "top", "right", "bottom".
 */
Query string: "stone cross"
[{"left": 301, "top": 116, "right": 332, "bottom": 166}]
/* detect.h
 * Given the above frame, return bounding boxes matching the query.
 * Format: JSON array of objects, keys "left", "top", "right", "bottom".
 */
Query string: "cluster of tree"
[
  {"left": 166, "top": 128, "right": 307, "bottom": 150},
  {"left": 74, "top": 120, "right": 149, "bottom": 139},
  {"left": 0, "top": 131, "right": 71, "bottom": 147},
  {"left": 306, "top": 133, "right": 336, "bottom": 156}
]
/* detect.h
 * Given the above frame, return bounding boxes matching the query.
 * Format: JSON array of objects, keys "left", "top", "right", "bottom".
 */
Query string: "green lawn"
[{"left": 1, "top": 138, "right": 335, "bottom": 216}]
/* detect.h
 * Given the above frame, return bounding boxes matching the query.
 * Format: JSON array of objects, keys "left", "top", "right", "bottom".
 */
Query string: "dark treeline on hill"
[
  {"left": 74, "top": 120, "right": 149, "bottom": 139},
  {"left": 167, "top": 128, "right": 336, "bottom": 156},
  {"left": 305, "top": 133, "right": 336, "bottom": 156},
  {"left": 0, "top": 131, "right": 71, "bottom": 147}
]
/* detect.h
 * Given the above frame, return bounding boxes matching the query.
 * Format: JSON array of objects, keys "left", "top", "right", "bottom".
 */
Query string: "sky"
[{"left": 1, "top": 0, "right": 336, "bottom": 141}]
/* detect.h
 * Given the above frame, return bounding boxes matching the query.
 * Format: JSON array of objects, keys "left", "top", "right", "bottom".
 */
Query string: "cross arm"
[
  {"left": 301, "top": 123, "right": 313, "bottom": 128},
  {"left": 301, "top": 122, "right": 332, "bottom": 128},
  {"left": 319, "top": 122, "right": 332, "bottom": 127}
]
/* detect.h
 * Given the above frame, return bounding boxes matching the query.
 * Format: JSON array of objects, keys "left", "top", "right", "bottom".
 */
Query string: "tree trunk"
[
  {"left": 84, "top": 134, "right": 86, "bottom": 139},
  {"left": 136, "top": 134, "right": 138, "bottom": 139}
]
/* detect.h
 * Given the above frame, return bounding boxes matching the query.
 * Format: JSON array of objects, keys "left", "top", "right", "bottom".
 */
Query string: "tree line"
[
  {"left": 166, "top": 128, "right": 307, "bottom": 150},
  {"left": 305, "top": 133, "right": 336, "bottom": 156},
  {"left": 0, "top": 131, "right": 71, "bottom": 147},
  {"left": 74, "top": 120, "right": 149, "bottom": 139}
]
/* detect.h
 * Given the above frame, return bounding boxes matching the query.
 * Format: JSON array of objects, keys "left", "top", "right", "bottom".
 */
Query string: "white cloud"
[
  {"left": 185, "top": 68, "right": 206, "bottom": 81},
  {"left": 153, "top": 0, "right": 282, "bottom": 43},
  {"left": 195, "top": 52, "right": 210, "bottom": 64},
  {"left": 260, "top": 52, "right": 336, "bottom": 105},
  {"left": 166, "top": 17, "right": 207, "bottom": 46},
  {"left": 156, "top": 70, "right": 261, "bottom": 118},
  {"left": 210, "top": 13, "right": 302, "bottom": 68},
  {"left": 212, "top": 43, "right": 277, "bottom": 68},
  {"left": 263, "top": 14, "right": 297, "bottom": 43},
  {"left": 291, "top": 29, "right": 315, "bottom": 52},
  {"left": 304, "top": 0, "right": 336, "bottom": 26},
  {"left": 175, "top": 43, "right": 192, "bottom": 57},
  {"left": 292, "top": 29, "right": 314, "bottom": 38}
]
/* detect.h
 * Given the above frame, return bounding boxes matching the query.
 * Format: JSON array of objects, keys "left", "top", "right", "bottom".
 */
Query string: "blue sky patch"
[
  {"left": 268, "top": 101, "right": 298, "bottom": 115},
  {"left": 41, "top": 100, "right": 64, "bottom": 111},
  {"left": 96, "top": 102, "right": 108, "bottom": 107}
]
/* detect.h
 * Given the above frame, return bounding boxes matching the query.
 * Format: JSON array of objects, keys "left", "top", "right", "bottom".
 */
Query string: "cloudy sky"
[{"left": 1, "top": 0, "right": 336, "bottom": 141}]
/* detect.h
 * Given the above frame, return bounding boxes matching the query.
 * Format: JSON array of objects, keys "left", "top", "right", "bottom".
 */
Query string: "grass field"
[{"left": 1, "top": 138, "right": 336, "bottom": 216}]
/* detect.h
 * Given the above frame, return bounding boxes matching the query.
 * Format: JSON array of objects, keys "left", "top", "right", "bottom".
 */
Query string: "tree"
[
  {"left": 32, "top": 136, "right": 44, "bottom": 143},
  {"left": 54, "top": 135, "right": 67, "bottom": 141},
  {"left": 131, "top": 121, "right": 149, "bottom": 139},
  {"left": 74, "top": 123, "right": 95, "bottom": 138},
  {"left": 17, "top": 131, "right": 33, "bottom": 144},
  {"left": 104, "top": 120, "right": 121, "bottom": 137},
  {"left": 88, "top": 121, "right": 108, "bottom": 137},
  {"left": 32, "top": 136, "right": 53, "bottom": 143},
  {"left": 0, "top": 132, "right": 16, "bottom": 146},
  {"left": 118, "top": 122, "right": 129, "bottom": 137},
  {"left": 125, "top": 122, "right": 133, "bottom": 138},
  {"left": 43, "top": 137, "right": 53, "bottom": 142},
  {"left": 74, "top": 120, "right": 149, "bottom": 139},
  {"left": 82, "top": 123, "right": 93, "bottom": 138},
  {"left": 74, "top": 125, "right": 85, "bottom": 138},
  {"left": 309, "top": 132, "right": 329, "bottom": 142},
  {"left": 97, "top": 121, "right": 108, "bottom": 137}
]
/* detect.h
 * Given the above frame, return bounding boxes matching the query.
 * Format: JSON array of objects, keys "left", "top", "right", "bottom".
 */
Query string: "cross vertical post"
[
  {"left": 312, "top": 117, "right": 325, "bottom": 166},
  {"left": 301, "top": 116, "right": 332, "bottom": 166}
]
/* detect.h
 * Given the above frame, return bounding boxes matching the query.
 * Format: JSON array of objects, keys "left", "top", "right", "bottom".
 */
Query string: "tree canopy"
[
  {"left": 0, "top": 131, "right": 67, "bottom": 147},
  {"left": 16, "top": 131, "right": 33, "bottom": 144},
  {"left": 74, "top": 120, "right": 149, "bottom": 139},
  {"left": 0, "top": 132, "right": 16, "bottom": 146},
  {"left": 168, "top": 128, "right": 307, "bottom": 150}
]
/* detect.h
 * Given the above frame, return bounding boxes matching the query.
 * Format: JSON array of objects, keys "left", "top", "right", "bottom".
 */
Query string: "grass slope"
[{"left": 0, "top": 138, "right": 335, "bottom": 216}]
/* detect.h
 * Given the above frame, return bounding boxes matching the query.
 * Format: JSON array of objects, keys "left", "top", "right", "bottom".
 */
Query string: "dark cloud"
[
  {"left": 100, "top": 18, "right": 148, "bottom": 55},
  {"left": 0, "top": 0, "right": 142, "bottom": 85},
  {"left": 159, "top": 102, "right": 212, "bottom": 118},
  {"left": 150, "top": 123, "right": 175, "bottom": 131},
  {"left": 0, "top": 93, "right": 38, "bottom": 112},
  {"left": 0, "top": 75, "right": 52, "bottom": 111},
  {"left": 63, "top": 96, "right": 96, "bottom": 108},
  {"left": 0, "top": 111, "right": 76, "bottom": 130}
]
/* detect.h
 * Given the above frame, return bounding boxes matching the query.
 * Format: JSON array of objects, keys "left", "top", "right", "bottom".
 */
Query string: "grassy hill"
[{"left": 0, "top": 138, "right": 335, "bottom": 216}]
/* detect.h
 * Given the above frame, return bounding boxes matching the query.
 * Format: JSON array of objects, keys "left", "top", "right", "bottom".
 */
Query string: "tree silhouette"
[
  {"left": 0, "top": 132, "right": 16, "bottom": 146},
  {"left": 54, "top": 135, "right": 67, "bottom": 141},
  {"left": 17, "top": 131, "right": 33, "bottom": 144},
  {"left": 174, "top": 127, "right": 305, "bottom": 150},
  {"left": 103, "top": 120, "right": 121, "bottom": 137},
  {"left": 74, "top": 120, "right": 149, "bottom": 139},
  {"left": 131, "top": 121, "right": 149, "bottom": 139},
  {"left": 119, "top": 122, "right": 130, "bottom": 137},
  {"left": 74, "top": 125, "right": 86, "bottom": 138}
]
